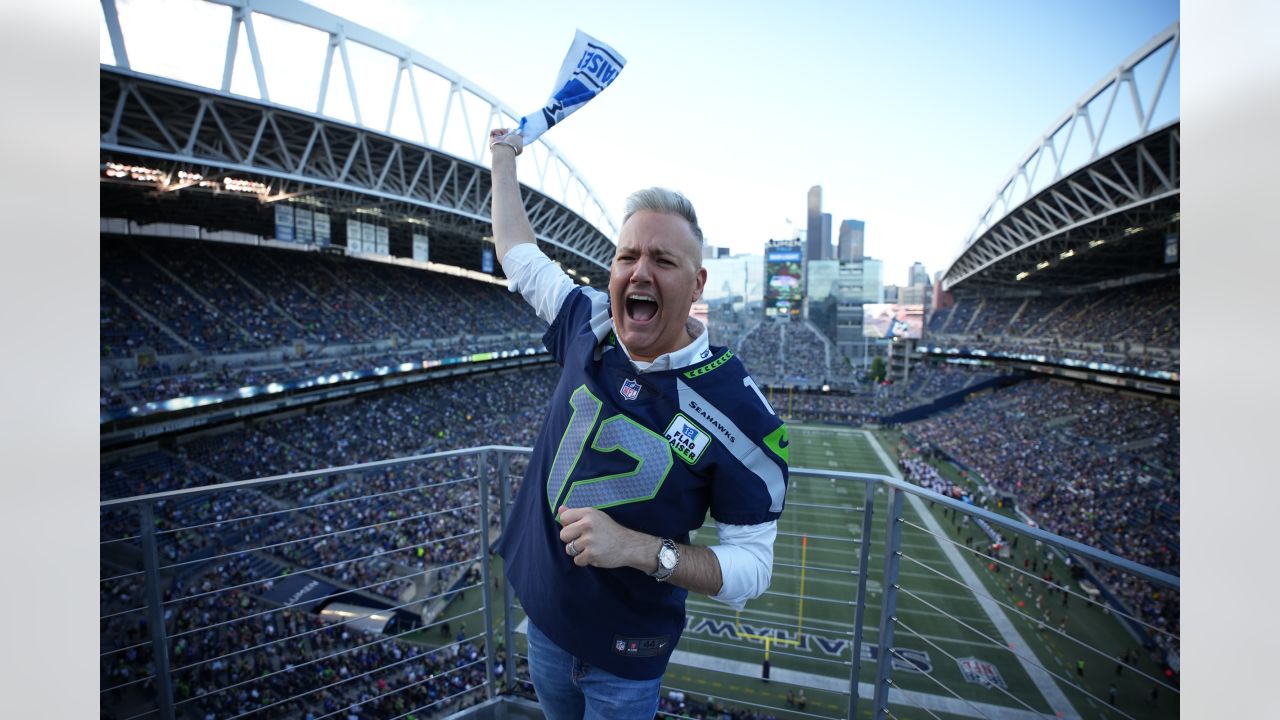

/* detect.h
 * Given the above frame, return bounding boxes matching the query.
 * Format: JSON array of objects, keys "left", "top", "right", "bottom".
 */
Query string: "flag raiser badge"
[
  {"left": 620, "top": 377, "right": 641, "bottom": 401},
  {"left": 664, "top": 413, "right": 711, "bottom": 464}
]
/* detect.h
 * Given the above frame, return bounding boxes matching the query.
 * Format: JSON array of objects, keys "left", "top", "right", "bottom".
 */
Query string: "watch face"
[{"left": 658, "top": 547, "right": 677, "bottom": 569}]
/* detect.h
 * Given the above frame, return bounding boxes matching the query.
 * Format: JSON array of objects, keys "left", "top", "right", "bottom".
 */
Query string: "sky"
[{"left": 102, "top": 0, "right": 1179, "bottom": 287}]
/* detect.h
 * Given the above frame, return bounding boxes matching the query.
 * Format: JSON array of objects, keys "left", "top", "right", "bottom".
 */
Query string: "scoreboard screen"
[
  {"left": 863, "top": 303, "right": 924, "bottom": 339},
  {"left": 765, "top": 248, "right": 803, "bottom": 318}
]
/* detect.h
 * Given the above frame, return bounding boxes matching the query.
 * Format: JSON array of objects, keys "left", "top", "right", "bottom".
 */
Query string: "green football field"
[{"left": 436, "top": 424, "right": 1178, "bottom": 719}]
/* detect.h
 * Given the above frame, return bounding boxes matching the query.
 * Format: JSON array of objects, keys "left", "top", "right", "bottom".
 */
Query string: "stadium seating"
[
  {"left": 926, "top": 277, "right": 1179, "bottom": 373},
  {"left": 737, "top": 320, "right": 832, "bottom": 385},
  {"left": 100, "top": 235, "right": 545, "bottom": 414},
  {"left": 100, "top": 367, "right": 555, "bottom": 719},
  {"left": 902, "top": 378, "right": 1179, "bottom": 655}
]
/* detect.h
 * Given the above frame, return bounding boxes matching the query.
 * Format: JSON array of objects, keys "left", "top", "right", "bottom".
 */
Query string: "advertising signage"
[{"left": 765, "top": 248, "right": 803, "bottom": 317}]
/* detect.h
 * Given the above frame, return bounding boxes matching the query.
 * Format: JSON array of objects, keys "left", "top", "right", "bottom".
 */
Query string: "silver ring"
[{"left": 568, "top": 540, "right": 580, "bottom": 557}]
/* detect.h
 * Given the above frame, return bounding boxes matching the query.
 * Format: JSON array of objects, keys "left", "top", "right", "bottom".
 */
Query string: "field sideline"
[
  {"left": 442, "top": 423, "right": 1176, "bottom": 719},
  {"left": 666, "top": 424, "right": 1175, "bottom": 720}
]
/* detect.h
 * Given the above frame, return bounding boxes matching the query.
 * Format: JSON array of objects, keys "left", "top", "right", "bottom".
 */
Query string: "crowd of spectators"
[
  {"left": 655, "top": 690, "right": 781, "bottom": 719},
  {"left": 736, "top": 320, "right": 831, "bottom": 385},
  {"left": 902, "top": 378, "right": 1179, "bottom": 656},
  {"left": 101, "top": 366, "right": 557, "bottom": 719},
  {"left": 102, "top": 552, "right": 493, "bottom": 720},
  {"left": 736, "top": 322, "right": 781, "bottom": 376},
  {"left": 926, "top": 277, "right": 1179, "bottom": 373},
  {"left": 100, "top": 235, "right": 546, "bottom": 413}
]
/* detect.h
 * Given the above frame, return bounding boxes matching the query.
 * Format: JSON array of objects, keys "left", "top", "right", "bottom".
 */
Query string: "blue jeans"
[{"left": 526, "top": 620, "right": 663, "bottom": 720}]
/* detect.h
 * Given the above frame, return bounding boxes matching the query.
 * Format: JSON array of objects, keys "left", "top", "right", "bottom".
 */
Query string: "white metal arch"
[
  {"left": 943, "top": 22, "right": 1179, "bottom": 290},
  {"left": 99, "top": 0, "right": 618, "bottom": 251}
]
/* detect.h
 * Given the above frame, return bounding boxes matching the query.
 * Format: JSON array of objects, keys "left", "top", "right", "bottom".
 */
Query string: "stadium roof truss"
[
  {"left": 943, "top": 22, "right": 1179, "bottom": 292},
  {"left": 99, "top": 0, "right": 617, "bottom": 272}
]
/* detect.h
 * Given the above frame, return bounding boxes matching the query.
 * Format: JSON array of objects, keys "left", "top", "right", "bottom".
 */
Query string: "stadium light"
[
  {"left": 580, "top": 276, "right": 591, "bottom": 284},
  {"left": 1124, "top": 226, "right": 1145, "bottom": 235},
  {"left": 1059, "top": 249, "right": 1075, "bottom": 260},
  {"left": 1016, "top": 271, "right": 1030, "bottom": 281},
  {"left": 223, "top": 177, "right": 267, "bottom": 194},
  {"left": 1036, "top": 261, "right": 1050, "bottom": 270},
  {"left": 1089, "top": 239, "right": 1106, "bottom": 248}
]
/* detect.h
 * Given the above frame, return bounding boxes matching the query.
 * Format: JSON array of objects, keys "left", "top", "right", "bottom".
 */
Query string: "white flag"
[{"left": 516, "top": 30, "right": 626, "bottom": 144}]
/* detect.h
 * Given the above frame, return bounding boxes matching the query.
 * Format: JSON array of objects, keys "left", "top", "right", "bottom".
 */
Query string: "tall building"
[
  {"left": 862, "top": 258, "right": 884, "bottom": 304},
  {"left": 806, "top": 260, "right": 841, "bottom": 301},
  {"left": 806, "top": 259, "right": 841, "bottom": 341},
  {"left": 908, "top": 261, "right": 930, "bottom": 288},
  {"left": 898, "top": 285, "right": 928, "bottom": 305},
  {"left": 834, "top": 261, "right": 866, "bottom": 356},
  {"left": 821, "top": 213, "right": 833, "bottom": 260},
  {"left": 806, "top": 186, "right": 823, "bottom": 266},
  {"left": 838, "top": 219, "right": 865, "bottom": 261},
  {"left": 702, "top": 255, "right": 765, "bottom": 306}
]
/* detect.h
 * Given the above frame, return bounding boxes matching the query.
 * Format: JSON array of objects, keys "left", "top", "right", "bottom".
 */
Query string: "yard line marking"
[{"left": 864, "top": 430, "right": 1081, "bottom": 720}]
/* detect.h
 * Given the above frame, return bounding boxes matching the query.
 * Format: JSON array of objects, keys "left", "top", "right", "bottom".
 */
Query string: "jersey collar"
[{"left": 614, "top": 316, "right": 711, "bottom": 374}]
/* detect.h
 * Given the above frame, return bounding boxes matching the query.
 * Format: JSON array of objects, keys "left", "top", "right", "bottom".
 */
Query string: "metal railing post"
[
  {"left": 498, "top": 450, "right": 515, "bottom": 692},
  {"left": 846, "top": 479, "right": 878, "bottom": 720},
  {"left": 477, "top": 449, "right": 497, "bottom": 699},
  {"left": 871, "top": 486, "right": 906, "bottom": 718},
  {"left": 139, "top": 501, "right": 176, "bottom": 720}
]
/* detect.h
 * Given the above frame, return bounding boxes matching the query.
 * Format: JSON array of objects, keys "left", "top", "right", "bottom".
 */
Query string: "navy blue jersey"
[{"left": 496, "top": 288, "right": 789, "bottom": 680}]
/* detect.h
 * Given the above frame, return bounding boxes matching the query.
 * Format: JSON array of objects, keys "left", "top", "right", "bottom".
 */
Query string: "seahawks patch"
[{"left": 663, "top": 413, "right": 711, "bottom": 465}]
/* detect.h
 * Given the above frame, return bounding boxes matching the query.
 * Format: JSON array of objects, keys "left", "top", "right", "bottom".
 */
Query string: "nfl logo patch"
[{"left": 620, "top": 378, "right": 641, "bottom": 401}]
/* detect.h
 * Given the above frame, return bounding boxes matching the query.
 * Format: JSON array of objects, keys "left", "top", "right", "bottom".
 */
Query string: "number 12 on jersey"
[{"left": 546, "top": 385, "right": 674, "bottom": 519}]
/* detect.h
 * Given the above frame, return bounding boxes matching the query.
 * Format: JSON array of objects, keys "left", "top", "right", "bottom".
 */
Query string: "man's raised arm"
[{"left": 489, "top": 129, "right": 535, "bottom": 264}]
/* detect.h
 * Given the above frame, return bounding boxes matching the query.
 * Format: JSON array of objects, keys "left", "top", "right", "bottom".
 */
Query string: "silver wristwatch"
[{"left": 652, "top": 538, "right": 679, "bottom": 582}]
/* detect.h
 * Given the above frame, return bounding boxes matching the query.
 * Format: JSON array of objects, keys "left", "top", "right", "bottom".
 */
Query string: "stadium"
[{"left": 98, "top": 3, "right": 1179, "bottom": 719}]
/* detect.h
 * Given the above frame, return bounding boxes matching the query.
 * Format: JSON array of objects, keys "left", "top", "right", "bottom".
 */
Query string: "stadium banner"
[
  {"left": 296, "top": 208, "right": 314, "bottom": 244},
  {"left": 361, "top": 221, "right": 377, "bottom": 250},
  {"left": 260, "top": 573, "right": 340, "bottom": 612},
  {"left": 863, "top": 303, "right": 924, "bottom": 339},
  {"left": 764, "top": 247, "right": 803, "bottom": 318},
  {"left": 412, "top": 232, "right": 429, "bottom": 262},
  {"left": 1164, "top": 234, "right": 1178, "bottom": 264},
  {"left": 346, "top": 218, "right": 362, "bottom": 252},
  {"left": 481, "top": 245, "right": 495, "bottom": 273},
  {"left": 275, "top": 203, "right": 295, "bottom": 242},
  {"left": 516, "top": 30, "right": 626, "bottom": 144},
  {"left": 314, "top": 212, "right": 331, "bottom": 246},
  {"left": 375, "top": 225, "right": 389, "bottom": 255}
]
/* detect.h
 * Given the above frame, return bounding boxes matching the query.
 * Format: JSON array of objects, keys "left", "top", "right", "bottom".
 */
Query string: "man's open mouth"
[{"left": 625, "top": 293, "right": 659, "bottom": 322}]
